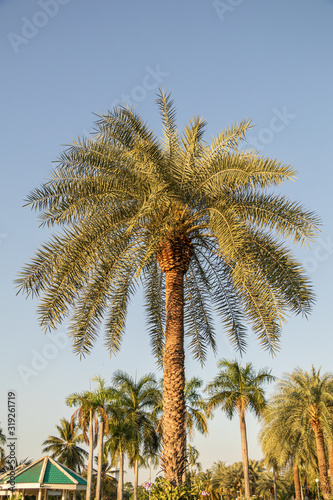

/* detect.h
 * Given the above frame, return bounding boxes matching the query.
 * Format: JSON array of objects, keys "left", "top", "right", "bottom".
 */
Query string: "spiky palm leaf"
[
  {"left": 42, "top": 418, "right": 88, "bottom": 472},
  {"left": 17, "top": 90, "right": 318, "bottom": 360}
]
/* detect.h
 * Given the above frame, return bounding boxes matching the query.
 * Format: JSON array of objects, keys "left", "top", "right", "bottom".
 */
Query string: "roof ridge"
[{"left": 39, "top": 456, "right": 48, "bottom": 483}]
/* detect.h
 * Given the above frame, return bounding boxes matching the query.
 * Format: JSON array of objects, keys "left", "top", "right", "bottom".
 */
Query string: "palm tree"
[
  {"left": 42, "top": 418, "right": 88, "bottom": 472},
  {"left": 91, "top": 376, "right": 114, "bottom": 500},
  {"left": 206, "top": 359, "right": 275, "bottom": 500},
  {"left": 66, "top": 391, "right": 98, "bottom": 500},
  {"left": 186, "top": 444, "right": 202, "bottom": 478},
  {"left": 17, "top": 90, "right": 319, "bottom": 485},
  {"left": 267, "top": 367, "right": 333, "bottom": 500},
  {"left": 111, "top": 371, "right": 160, "bottom": 500},
  {"left": 105, "top": 411, "right": 136, "bottom": 500},
  {"left": 259, "top": 395, "right": 318, "bottom": 500},
  {"left": 92, "top": 452, "right": 118, "bottom": 500},
  {"left": 184, "top": 377, "right": 210, "bottom": 439}
]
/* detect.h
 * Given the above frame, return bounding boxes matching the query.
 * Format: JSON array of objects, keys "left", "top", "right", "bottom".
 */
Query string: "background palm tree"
[
  {"left": 184, "top": 377, "right": 210, "bottom": 440},
  {"left": 264, "top": 367, "right": 333, "bottom": 500},
  {"left": 260, "top": 391, "right": 318, "bottom": 500},
  {"left": 105, "top": 410, "right": 136, "bottom": 500},
  {"left": 17, "top": 90, "right": 319, "bottom": 485},
  {"left": 42, "top": 418, "right": 88, "bottom": 472},
  {"left": 111, "top": 371, "right": 160, "bottom": 500},
  {"left": 91, "top": 376, "right": 114, "bottom": 500},
  {"left": 206, "top": 359, "right": 275, "bottom": 500},
  {"left": 66, "top": 391, "right": 98, "bottom": 500}
]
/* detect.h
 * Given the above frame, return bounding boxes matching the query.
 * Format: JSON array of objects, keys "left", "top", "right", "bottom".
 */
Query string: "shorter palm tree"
[
  {"left": 111, "top": 371, "right": 160, "bottom": 500},
  {"left": 263, "top": 367, "right": 333, "bottom": 500},
  {"left": 105, "top": 410, "right": 137, "bottom": 500},
  {"left": 206, "top": 359, "right": 275, "bottom": 500},
  {"left": 66, "top": 391, "right": 98, "bottom": 500},
  {"left": 42, "top": 418, "right": 88, "bottom": 472}
]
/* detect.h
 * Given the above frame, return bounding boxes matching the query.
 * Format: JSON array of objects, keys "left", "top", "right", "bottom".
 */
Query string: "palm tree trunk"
[
  {"left": 86, "top": 409, "right": 94, "bottom": 500},
  {"left": 162, "top": 266, "right": 186, "bottom": 486},
  {"left": 312, "top": 422, "right": 331, "bottom": 500},
  {"left": 95, "top": 419, "right": 104, "bottom": 500},
  {"left": 238, "top": 409, "right": 250, "bottom": 500},
  {"left": 117, "top": 452, "right": 124, "bottom": 500},
  {"left": 133, "top": 459, "right": 138, "bottom": 500},
  {"left": 293, "top": 463, "right": 301, "bottom": 500}
]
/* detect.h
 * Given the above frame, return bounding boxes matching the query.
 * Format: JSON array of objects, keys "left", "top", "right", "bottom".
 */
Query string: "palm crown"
[{"left": 18, "top": 90, "right": 318, "bottom": 361}]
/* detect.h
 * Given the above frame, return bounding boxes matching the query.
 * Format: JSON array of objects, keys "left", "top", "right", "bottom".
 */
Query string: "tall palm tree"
[
  {"left": 17, "top": 90, "right": 319, "bottom": 485},
  {"left": 267, "top": 367, "right": 333, "bottom": 500},
  {"left": 66, "top": 391, "right": 98, "bottom": 500},
  {"left": 42, "top": 418, "right": 88, "bottom": 472},
  {"left": 206, "top": 359, "right": 275, "bottom": 500},
  {"left": 111, "top": 371, "right": 160, "bottom": 500}
]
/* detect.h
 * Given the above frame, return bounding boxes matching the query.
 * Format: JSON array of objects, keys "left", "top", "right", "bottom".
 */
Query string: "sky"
[{"left": 1, "top": 0, "right": 333, "bottom": 485}]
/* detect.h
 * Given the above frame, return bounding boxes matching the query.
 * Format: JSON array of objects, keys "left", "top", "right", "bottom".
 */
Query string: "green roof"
[
  {"left": 0, "top": 457, "right": 86, "bottom": 486},
  {"left": 6, "top": 462, "right": 43, "bottom": 484}
]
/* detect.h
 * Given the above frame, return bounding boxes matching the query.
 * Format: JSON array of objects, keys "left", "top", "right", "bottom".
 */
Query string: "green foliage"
[
  {"left": 149, "top": 477, "right": 196, "bottom": 499},
  {"left": 17, "top": 90, "right": 319, "bottom": 363},
  {"left": 206, "top": 359, "right": 275, "bottom": 418}
]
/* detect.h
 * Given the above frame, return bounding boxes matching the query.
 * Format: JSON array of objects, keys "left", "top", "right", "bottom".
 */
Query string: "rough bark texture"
[
  {"left": 95, "top": 420, "right": 104, "bottom": 500},
  {"left": 311, "top": 422, "right": 332, "bottom": 500},
  {"left": 86, "top": 410, "right": 93, "bottom": 500},
  {"left": 117, "top": 452, "right": 124, "bottom": 500},
  {"left": 239, "top": 410, "right": 251, "bottom": 500},
  {"left": 157, "top": 235, "right": 192, "bottom": 485},
  {"left": 293, "top": 463, "right": 301, "bottom": 500}
]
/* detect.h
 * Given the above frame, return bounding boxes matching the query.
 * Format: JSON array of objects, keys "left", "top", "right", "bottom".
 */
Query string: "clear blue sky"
[{"left": 1, "top": 0, "right": 333, "bottom": 483}]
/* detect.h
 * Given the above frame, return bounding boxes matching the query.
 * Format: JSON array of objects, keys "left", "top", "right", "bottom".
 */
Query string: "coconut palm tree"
[
  {"left": 206, "top": 359, "right": 275, "bottom": 500},
  {"left": 105, "top": 411, "right": 136, "bottom": 500},
  {"left": 184, "top": 377, "right": 210, "bottom": 439},
  {"left": 91, "top": 376, "right": 114, "bottom": 500},
  {"left": 17, "top": 90, "right": 319, "bottom": 485},
  {"left": 186, "top": 444, "right": 202, "bottom": 479},
  {"left": 267, "top": 367, "right": 333, "bottom": 500},
  {"left": 111, "top": 371, "right": 160, "bottom": 500},
  {"left": 66, "top": 391, "right": 98, "bottom": 500},
  {"left": 42, "top": 418, "right": 88, "bottom": 472}
]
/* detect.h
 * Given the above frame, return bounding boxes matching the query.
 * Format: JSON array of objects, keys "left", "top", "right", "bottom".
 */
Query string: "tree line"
[{"left": 3, "top": 362, "right": 333, "bottom": 500}]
